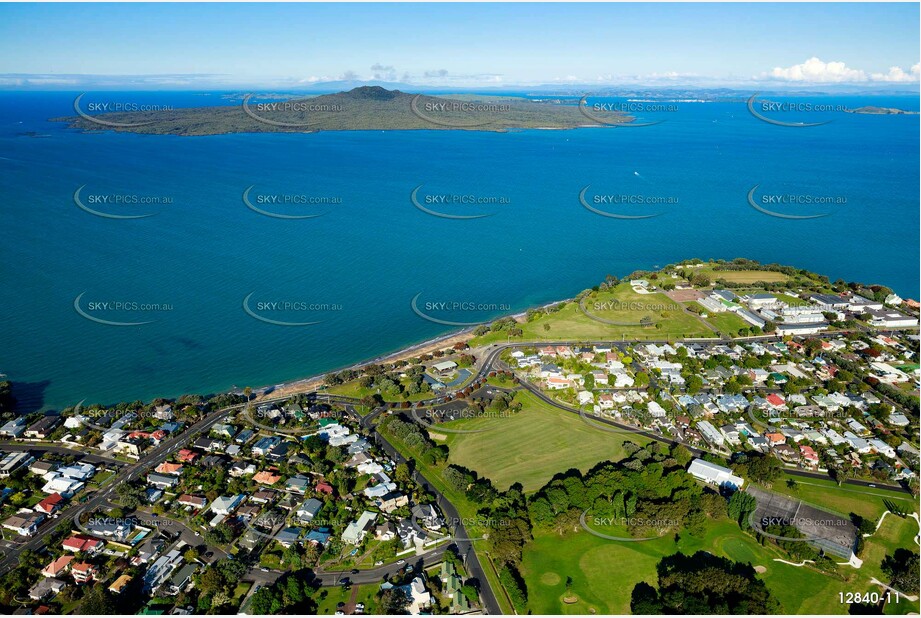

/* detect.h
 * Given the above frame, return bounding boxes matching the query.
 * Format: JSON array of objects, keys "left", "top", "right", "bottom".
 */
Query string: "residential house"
[
  {"left": 0, "top": 451, "right": 35, "bottom": 477},
  {"left": 146, "top": 473, "right": 179, "bottom": 489},
  {"left": 177, "top": 494, "right": 207, "bottom": 509},
  {"left": 41, "top": 556, "right": 74, "bottom": 578},
  {"left": 3, "top": 511, "right": 45, "bottom": 536},
  {"left": 24, "top": 415, "right": 61, "bottom": 439},
  {"left": 71, "top": 562, "right": 98, "bottom": 584},
  {"left": 296, "top": 498, "right": 323, "bottom": 522},
  {"left": 62, "top": 534, "right": 104, "bottom": 554},
  {"left": 687, "top": 458, "right": 744, "bottom": 489},
  {"left": 342, "top": 511, "right": 377, "bottom": 545},
  {"left": 34, "top": 493, "right": 65, "bottom": 516},
  {"left": 800, "top": 445, "right": 820, "bottom": 468}
]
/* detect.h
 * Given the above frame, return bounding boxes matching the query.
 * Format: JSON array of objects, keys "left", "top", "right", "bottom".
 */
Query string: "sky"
[{"left": 0, "top": 3, "right": 918, "bottom": 89}]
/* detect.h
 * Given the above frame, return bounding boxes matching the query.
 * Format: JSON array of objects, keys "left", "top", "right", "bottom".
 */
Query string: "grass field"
[
  {"left": 761, "top": 474, "right": 918, "bottom": 521},
  {"left": 522, "top": 513, "right": 920, "bottom": 615},
  {"left": 706, "top": 310, "right": 751, "bottom": 335},
  {"left": 695, "top": 267, "right": 792, "bottom": 284},
  {"left": 471, "top": 283, "right": 715, "bottom": 345},
  {"left": 438, "top": 390, "right": 649, "bottom": 492}
]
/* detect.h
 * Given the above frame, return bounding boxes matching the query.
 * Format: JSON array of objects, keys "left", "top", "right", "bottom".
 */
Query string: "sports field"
[{"left": 438, "top": 390, "right": 649, "bottom": 492}]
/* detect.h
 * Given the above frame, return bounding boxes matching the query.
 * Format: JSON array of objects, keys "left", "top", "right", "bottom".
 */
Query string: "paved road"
[
  {"left": 314, "top": 543, "right": 450, "bottom": 586},
  {"left": 0, "top": 441, "right": 125, "bottom": 467}
]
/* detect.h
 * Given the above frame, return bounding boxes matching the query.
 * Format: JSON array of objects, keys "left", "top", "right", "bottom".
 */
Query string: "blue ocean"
[{"left": 0, "top": 91, "right": 918, "bottom": 410}]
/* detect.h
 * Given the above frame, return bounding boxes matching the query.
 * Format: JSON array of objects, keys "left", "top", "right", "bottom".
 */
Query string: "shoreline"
[{"left": 249, "top": 295, "right": 574, "bottom": 401}]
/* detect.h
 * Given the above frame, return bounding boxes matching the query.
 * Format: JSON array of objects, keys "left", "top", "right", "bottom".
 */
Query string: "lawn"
[
  {"left": 695, "top": 267, "right": 792, "bottom": 284},
  {"left": 327, "top": 379, "right": 434, "bottom": 403},
  {"left": 439, "top": 390, "right": 649, "bottom": 492},
  {"left": 762, "top": 474, "right": 918, "bottom": 521},
  {"left": 706, "top": 310, "right": 751, "bottom": 336},
  {"left": 472, "top": 283, "right": 715, "bottom": 345},
  {"left": 315, "top": 583, "right": 379, "bottom": 615},
  {"left": 522, "top": 513, "right": 919, "bottom": 615},
  {"left": 88, "top": 469, "right": 116, "bottom": 488},
  {"left": 775, "top": 292, "right": 811, "bottom": 306},
  {"left": 231, "top": 582, "right": 252, "bottom": 607}
]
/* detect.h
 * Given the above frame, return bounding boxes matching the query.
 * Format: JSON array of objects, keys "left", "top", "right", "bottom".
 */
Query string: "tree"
[
  {"left": 79, "top": 585, "right": 117, "bottom": 615},
  {"left": 498, "top": 565, "right": 528, "bottom": 613},
  {"left": 727, "top": 491, "right": 757, "bottom": 529},
  {"left": 379, "top": 587, "right": 410, "bottom": 614},
  {"left": 115, "top": 482, "right": 147, "bottom": 509},
  {"left": 632, "top": 551, "right": 778, "bottom": 614},
  {"left": 881, "top": 549, "right": 919, "bottom": 593}
]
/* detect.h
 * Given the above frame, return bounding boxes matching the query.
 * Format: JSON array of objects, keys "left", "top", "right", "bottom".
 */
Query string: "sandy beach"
[{"left": 253, "top": 295, "right": 573, "bottom": 402}]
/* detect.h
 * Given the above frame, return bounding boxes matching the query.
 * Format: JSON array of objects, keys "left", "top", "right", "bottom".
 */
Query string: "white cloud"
[
  {"left": 764, "top": 57, "right": 866, "bottom": 83},
  {"left": 870, "top": 63, "right": 921, "bottom": 83},
  {"left": 761, "top": 57, "right": 919, "bottom": 84}
]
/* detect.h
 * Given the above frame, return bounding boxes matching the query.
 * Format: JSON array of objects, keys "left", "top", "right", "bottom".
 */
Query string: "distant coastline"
[{"left": 845, "top": 105, "right": 920, "bottom": 115}]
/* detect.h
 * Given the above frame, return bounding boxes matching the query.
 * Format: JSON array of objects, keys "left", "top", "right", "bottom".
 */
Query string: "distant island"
[
  {"left": 846, "top": 106, "right": 919, "bottom": 115},
  {"left": 52, "top": 86, "right": 633, "bottom": 135}
]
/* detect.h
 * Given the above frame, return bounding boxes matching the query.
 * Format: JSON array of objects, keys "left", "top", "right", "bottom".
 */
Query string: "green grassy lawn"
[
  {"left": 438, "top": 390, "right": 649, "bottom": 492},
  {"left": 775, "top": 292, "right": 811, "bottom": 306},
  {"left": 522, "top": 514, "right": 919, "bottom": 615},
  {"left": 472, "top": 283, "right": 715, "bottom": 345},
  {"left": 89, "top": 469, "right": 116, "bottom": 487},
  {"left": 316, "top": 584, "right": 379, "bottom": 615},
  {"left": 231, "top": 582, "right": 252, "bottom": 606},
  {"left": 762, "top": 474, "right": 918, "bottom": 521},
  {"left": 327, "top": 379, "right": 433, "bottom": 403},
  {"left": 706, "top": 310, "right": 751, "bottom": 336},
  {"left": 696, "top": 267, "right": 792, "bottom": 284},
  {"left": 860, "top": 513, "right": 920, "bottom": 584}
]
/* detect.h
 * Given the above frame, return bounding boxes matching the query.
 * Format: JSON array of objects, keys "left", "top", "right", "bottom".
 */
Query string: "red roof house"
[
  {"left": 62, "top": 534, "right": 104, "bottom": 554},
  {"left": 34, "top": 493, "right": 65, "bottom": 515}
]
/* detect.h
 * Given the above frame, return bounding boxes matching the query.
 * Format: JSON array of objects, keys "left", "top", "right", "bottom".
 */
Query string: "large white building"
[{"left": 687, "top": 458, "right": 744, "bottom": 489}]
